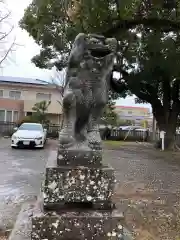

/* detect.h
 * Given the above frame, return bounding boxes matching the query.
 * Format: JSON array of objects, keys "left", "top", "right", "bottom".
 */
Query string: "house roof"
[{"left": 0, "top": 76, "right": 50, "bottom": 85}]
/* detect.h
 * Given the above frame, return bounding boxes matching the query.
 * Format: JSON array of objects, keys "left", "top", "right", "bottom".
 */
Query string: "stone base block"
[
  {"left": 57, "top": 147, "right": 102, "bottom": 166},
  {"left": 8, "top": 200, "right": 133, "bottom": 240},
  {"left": 32, "top": 207, "right": 124, "bottom": 240},
  {"left": 42, "top": 157, "right": 115, "bottom": 209}
]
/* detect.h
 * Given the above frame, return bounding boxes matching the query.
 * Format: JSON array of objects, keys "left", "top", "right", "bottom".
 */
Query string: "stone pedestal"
[
  {"left": 32, "top": 206, "right": 124, "bottom": 240},
  {"left": 42, "top": 156, "right": 115, "bottom": 210},
  {"left": 30, "top": 147, "right": 129, "bottom": 240},
  {"left": 57, "top": 147, "right": 102, "bottom": 166}
]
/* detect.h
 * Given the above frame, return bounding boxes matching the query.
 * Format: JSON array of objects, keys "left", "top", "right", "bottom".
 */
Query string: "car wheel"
[{"left": 11, "top": 146, "right": 17, "bottom": 149}]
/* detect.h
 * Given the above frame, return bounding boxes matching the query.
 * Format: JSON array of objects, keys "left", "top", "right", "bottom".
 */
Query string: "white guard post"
[{"left": 160, "top": 131, "right": 166, "bottom": 151}]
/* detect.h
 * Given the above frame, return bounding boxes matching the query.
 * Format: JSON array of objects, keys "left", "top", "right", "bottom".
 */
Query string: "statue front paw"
[
  {"left": 87, "top": 130, "right": 102, "bottom": 150},
  {"left": 59, "top": 129, "right": 75, "bottom": 147}
]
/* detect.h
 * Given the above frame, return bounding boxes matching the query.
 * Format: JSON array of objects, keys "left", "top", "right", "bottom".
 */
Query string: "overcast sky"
[{"left": 1, "top": 0, "right": 151, "bottom": 111}]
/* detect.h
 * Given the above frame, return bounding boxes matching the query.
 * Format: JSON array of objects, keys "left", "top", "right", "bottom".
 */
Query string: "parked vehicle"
[
  {"left": 11, "top": 123, "right": 47, "bottom": 149},
  {"left": 135, "top": 128, "right": 149, "bottom": 132},
  {"left": 118, "top": 126, "right": 139, "bottom": 131}
]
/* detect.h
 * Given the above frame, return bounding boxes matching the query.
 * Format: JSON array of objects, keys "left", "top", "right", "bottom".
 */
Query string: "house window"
[
  {"left": 9, "top": 91, "right": 21, "bottom": 100},
  {"left": 6, "top": 111, "right": 12, "bottom": 122},
  {"left": 0, "top": 90, "right": 3, "bottom": 98},
  {"left": 26, "top": 112, "right": 32, "bottom": 116},
  {"left": 36, "top": 93, "right": 51, "bottom": 101},
  {"left": 13, "top": 111, "right": 19, "bottom": 122},
  {"left": 0, "top": 110, "right": 5, "bottom": 122},
  {"left": 128, "top": 111, "right": 132, "bottom": 114}
]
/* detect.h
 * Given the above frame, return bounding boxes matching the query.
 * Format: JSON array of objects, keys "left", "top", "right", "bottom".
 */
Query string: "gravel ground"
[
  {"left": 103, "top": 143, "right": 180, "bottom": 239},
  {"left": 0, "top": 139, "right": 180, "bottom": 239}
]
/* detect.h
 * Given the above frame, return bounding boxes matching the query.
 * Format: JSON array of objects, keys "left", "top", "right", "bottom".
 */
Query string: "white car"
[
  {"left": 11, "top": 123, "right": 47, "bottom": 149},
  {"left": 135, "top": 128, "right": 149, "bottom": 132}
]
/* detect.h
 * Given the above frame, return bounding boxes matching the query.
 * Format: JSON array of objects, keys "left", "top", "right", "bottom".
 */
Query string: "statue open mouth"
[
  {"left": 86, "top": 34, "right": 116, "bottom": 58},
  {"left": 89, "top": 45, "right": 112, "bottom": 58}
]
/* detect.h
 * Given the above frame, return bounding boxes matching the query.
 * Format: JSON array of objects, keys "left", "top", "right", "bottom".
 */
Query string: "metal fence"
[
  {"left": 1, "top": 122, "right": 180, "bottom": 143},
  {"left": 46, "top": 124, "right": 61, "bottom": 138},
  {"left": 0, "top": 122, "right": 15, "bottom": 136},
  {"left": 106, "top": 129, "right": 150, "bottom": 141},
  {"left": 103, "top": 129, "right": 180, "bottom": 143},
  {"left": 0, "top": 122, "right": 61, "bottom": 138}
]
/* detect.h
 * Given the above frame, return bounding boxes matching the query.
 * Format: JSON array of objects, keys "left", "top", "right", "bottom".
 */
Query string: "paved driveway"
[
  {"left": 0, "top": 139, "right": 54, "bottom": 202},
  {"left": 0, "top": 138, "right": 56, "bottom": 231}
]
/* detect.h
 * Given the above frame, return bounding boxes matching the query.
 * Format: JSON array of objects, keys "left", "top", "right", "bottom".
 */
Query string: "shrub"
[{"left": 16, "top": 116, "right": 38, "bottom": 127}]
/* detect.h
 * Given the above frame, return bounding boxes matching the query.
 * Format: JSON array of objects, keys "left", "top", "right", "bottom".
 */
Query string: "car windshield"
[{"left": 19, "top": 124, "right": 43, "bottom": 131}]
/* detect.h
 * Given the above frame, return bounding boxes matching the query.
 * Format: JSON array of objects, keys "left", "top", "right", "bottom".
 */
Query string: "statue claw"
[
  {"left": 59, "top": 129, "right": 75, "bottom": 147},
  {"left": 87, "top": 130, "right": 102, "bottom": 150}
]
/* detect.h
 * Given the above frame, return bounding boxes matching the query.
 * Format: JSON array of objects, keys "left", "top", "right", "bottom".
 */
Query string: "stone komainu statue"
[{"left": 59, "top": 33, "right": 117, "bottom": 149}]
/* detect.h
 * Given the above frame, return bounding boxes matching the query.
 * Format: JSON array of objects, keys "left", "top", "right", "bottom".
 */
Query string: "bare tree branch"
[
  {"left": 0, "top": 10, "right": 11, "bottom": 24},
  {"left": 50, "top": 68, "right": 66, "bottom": 102},
  {"left": 0, "top": 25, "right": 14, "bottom": 41},
  {"left": 50, "top": 68, "right": 66, "bottom": 128},
  {"left": 0, "top": 0, "right": 17, "bottom": 67},
  {"left": 0, "top": 37, "right": 16, "bottom": 65}
]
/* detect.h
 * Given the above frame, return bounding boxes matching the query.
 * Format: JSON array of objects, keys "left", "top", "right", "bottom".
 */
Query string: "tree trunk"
[
  {"left": 150, "top": 94, "right": 180, "bottom": 150},
  {"left": 152, "top": 115, "right": 156, "bottom": 141},
  {"left": 164, "top": 126, "right": 176, "bottom": 150},
  {"left": 155, "top": 117, "right": 177, "bottom": 150}
]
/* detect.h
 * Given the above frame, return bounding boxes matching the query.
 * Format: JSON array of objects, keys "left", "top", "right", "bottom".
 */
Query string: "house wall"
[
  {"left": 24, "top": 100, "right": 62, "bottom": 114},
  {"left": 0, "top": 83, "right": 63, "bottom": 123},
  {"left": 47, "top": 114, "right": 62, "bottom": 125},
  {"left": 114, "top": 106, "right": 151, "bottom": 125},
  {"left": 0, "top": 99, "right": 24, "bottom": 122},
  {"left": 0, "top": 98, "right": 24, "bottom": 111}
]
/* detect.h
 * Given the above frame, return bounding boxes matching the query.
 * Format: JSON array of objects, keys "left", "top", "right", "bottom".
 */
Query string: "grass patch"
[
  {"left": 103, "top": 140, "right": 128, "bottom": 147},
  {"left": 103, "top": 140, "right": 144, "bottom": 149}
]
